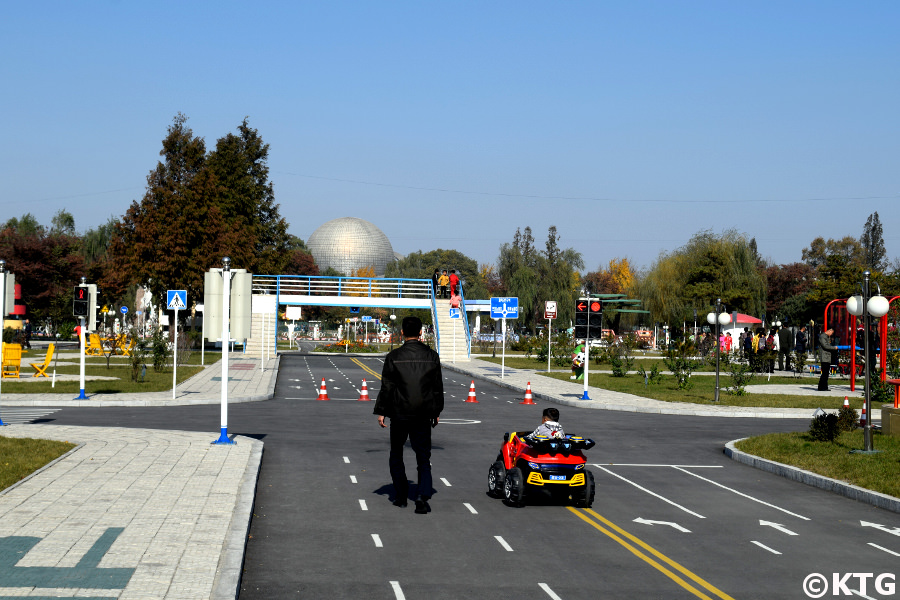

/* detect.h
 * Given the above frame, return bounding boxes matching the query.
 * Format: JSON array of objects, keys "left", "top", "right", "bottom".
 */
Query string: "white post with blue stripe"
[
  {"left": 0, "top": 261, "right": 8, "bottom": 426},
  {"left": 213, "top": 258, "right": 235, "bottom": 445},
  {"left": 75, "top": 277, "right": 88, "bottom": 400}
]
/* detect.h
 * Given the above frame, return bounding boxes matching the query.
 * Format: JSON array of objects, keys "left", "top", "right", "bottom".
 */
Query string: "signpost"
[
  {"left": 490, "top": 297, "right": 519, "bottom": 378},
  {"left": 167, "top": 290, "right": 187, "bottom": 400},
  {"left": 544, "top": 301, "right": 557, "bottom": 372}
]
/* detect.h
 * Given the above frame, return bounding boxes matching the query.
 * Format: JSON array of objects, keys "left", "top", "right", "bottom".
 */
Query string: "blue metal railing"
[{"left": 459, "top": 283, "right": 471, "bottom": 358}]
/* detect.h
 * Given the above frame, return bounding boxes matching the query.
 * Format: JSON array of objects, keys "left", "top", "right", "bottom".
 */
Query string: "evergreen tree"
[{"left": 860, "top": 211, "right": 886, "bottom": 272}]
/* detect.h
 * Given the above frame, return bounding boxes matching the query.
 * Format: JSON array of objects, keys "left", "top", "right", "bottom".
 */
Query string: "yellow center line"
[
  {"left": 567, "top": 507, "right": 736, "bottom": 600},
  {"left": 350, "top": 357, "right": 382, "bottom": 380}
]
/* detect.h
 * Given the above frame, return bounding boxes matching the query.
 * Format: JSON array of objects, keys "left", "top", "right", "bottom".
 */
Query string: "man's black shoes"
[
  {"left": 392, "top": 498, "right": 408, "bottom": 508},
  {"left": 414, "top": 497, "right": 431, "bottom": 514}
]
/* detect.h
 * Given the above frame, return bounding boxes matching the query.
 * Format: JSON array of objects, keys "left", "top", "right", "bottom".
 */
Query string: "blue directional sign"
[
  {"left": 167, "top": 290, "right": 187, "bottom": 310},
  {"left": 449, "top": 308, "right": 461, "bottom": 319},
  {"left": 490, "top": 297, "right": 519, "bottom": 319},
  {"left": 120, "top": 306, "right": 128, "bottom": 315},
  {"left": 361, "top": 315, "right": 372, "bottom": 322}
]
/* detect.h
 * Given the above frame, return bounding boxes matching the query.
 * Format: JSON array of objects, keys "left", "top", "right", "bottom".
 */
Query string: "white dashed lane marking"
[
  {"left": 359, "top": 499, "right": 368, "bottom": 511},
  {"left": 463, "top": 503, "right": 477, "bottom": 514},
  {"left": 539, "top": 583, "right": 563, "bottom": 600},
  {"left": 350, "top": 475, "right": 357, "bottom": 483},
  {"left": 440, "top": 478, "right": 451, "bottom": 487},
  {"left": 372, "top": 534, "right": 383, "bottom": 548},
  {"left": 494, "top": 536, "right": 514, "bottom": 551}
]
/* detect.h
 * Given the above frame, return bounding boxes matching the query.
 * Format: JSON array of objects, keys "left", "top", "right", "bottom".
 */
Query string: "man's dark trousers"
[
  {"left": 389, "top": 416, "right": 433, "bottom": 501},
  {"left": 818, "top": 361, "right": 831, "bottom": 391}
]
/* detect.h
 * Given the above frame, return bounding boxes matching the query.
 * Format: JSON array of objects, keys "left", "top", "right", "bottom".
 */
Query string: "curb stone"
[{"left": 725, "top": 438, "right": 900, "bottom": 514}]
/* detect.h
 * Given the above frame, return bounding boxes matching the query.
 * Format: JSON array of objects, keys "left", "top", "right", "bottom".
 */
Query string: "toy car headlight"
[
  {"left": 575, "top": 464, "right": 584, "bottom": 470},
  {"left": 528, "top": 462, "right": 541, "bottom": 470}
]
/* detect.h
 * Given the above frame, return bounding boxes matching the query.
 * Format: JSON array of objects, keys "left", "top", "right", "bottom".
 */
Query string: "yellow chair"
[
  {"left": 118, "top": 337, "right": 136, "bottom": 357},
  {"left": 86, "top": 333, "right": 104, "bottom": 356},
  {"left": 2, "top": 344, "right": 22, "bottom": 379},
  {"left": 30, "top": 343, "right": 55, "bottom": 378}
]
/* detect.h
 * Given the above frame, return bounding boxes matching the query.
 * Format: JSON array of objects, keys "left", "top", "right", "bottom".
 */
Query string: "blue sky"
[{"left": 2, "top": 1, "right": 898, "bottom": 273}]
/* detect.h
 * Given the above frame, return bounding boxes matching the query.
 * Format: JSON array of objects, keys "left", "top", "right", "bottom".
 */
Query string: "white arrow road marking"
[
  {"left": 759, "top": 520, "right": 798, "bottom": 536},
  {"left": 633, "top": 518, "right": 691, "bottom": 532},
  {"left": 751, "top": 540, "right": 782, "bottom": 555},
  {"left": 868, "top": 543, "right": 900, "bottom": 556},
  {"left": 861, "top": 521, "right": 900, "bottom": 537}
]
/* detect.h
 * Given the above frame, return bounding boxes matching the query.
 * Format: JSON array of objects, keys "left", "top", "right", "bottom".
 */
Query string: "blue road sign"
[
  {"left": 119, "top": 306, "right": 128, "bottom": 315},
  {"left": 449, "top": 308, "right": 461, "bottom": 319},
  {"left": 490, "top": 297, "right": 519, "bottom": 319},
  {"left": 350, "top": 307, "right": 360, "bottom": 314},
  {"left": 361, "top": 315, "right": 372, "bottom": 322},
  {"left": 167, "top": 290, "right": 187, "bottom": 310}
]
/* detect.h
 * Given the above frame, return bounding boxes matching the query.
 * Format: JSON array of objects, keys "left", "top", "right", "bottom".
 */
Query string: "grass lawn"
[
  {"left": 735, "top": 430, "right": 900, "bottom": 498},
  {"left": 0, "top": 361, "right": 207, "bottom": 394},
  {"left": 0, "top": 437, "right": 76, "bottom": 491}
]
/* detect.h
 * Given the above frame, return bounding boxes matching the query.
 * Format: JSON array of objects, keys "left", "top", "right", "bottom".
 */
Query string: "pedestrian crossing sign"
[{"left": 167, "top": 290, "right": 187, "bottom": 310}]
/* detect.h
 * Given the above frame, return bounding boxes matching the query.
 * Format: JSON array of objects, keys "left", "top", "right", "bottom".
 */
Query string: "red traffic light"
[
  {"left": 590, "top": 301, "right": 602, "bottom": 312},
  {"left": 576, "top": 301, "right": 588, "bottom": 313}
]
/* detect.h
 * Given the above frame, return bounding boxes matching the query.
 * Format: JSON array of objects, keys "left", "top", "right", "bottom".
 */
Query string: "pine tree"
[{"left": 860, "top": 211, "right": 886, "bottom": 272}]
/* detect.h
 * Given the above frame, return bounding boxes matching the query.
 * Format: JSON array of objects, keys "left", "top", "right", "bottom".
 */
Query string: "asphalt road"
[{"left": 34, "top": 353, "right": 900, "bottom": 599}]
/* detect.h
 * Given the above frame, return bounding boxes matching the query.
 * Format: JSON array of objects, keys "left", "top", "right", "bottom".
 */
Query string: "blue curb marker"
[{"left": 581, "top": 391, "right": 591, "bottom": 400}]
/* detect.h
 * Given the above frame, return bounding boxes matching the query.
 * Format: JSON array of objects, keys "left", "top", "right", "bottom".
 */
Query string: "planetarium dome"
[{"left": 307, "top": 217, "right": 396, "bottom": 277}]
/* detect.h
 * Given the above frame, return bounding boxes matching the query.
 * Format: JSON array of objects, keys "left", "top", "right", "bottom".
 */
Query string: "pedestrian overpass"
[{"left": 251, "top": 275, "right": 471, "bottom": 361}]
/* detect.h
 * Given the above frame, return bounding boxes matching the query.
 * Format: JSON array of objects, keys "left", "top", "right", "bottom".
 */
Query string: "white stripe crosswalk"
[{"left": 0, "top": 408, "right": 61, "bottom": 424}]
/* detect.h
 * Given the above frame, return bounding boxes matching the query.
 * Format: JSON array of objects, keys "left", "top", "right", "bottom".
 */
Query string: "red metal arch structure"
[{"left": 824, "top": 296, "right": 900, "bottom": 391}]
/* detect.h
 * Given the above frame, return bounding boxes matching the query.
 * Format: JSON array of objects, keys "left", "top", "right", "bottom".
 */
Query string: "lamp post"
[
  {"left": 707, "top": 299, "right": 730, "bottom": 403},
  {"left": 846, "top": 271, "right": 889, "bottom": 453}
]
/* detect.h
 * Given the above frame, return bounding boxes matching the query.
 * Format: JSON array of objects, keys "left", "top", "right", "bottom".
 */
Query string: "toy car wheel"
[
  {"left": 488, "top": 461, "right": 506, "bottom": 498},
  {"left": 504, "top": 467, "right": 525, "bottom": 507},
  {"left": 575, "top": 469, "right": 595, "bottom": 508}
]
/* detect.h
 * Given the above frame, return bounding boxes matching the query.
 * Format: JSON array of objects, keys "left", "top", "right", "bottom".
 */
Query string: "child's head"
[{"left": 542, "top": 407, "right": 560, "bottom": 423}]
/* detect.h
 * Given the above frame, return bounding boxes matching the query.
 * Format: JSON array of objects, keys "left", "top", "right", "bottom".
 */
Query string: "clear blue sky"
[{"left": 2, "top": 1, "right": 898, "bottom": 273}]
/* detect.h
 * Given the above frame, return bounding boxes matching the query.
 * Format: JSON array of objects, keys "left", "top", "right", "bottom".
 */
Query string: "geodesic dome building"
[{"left": 307, "top": 217, "right": 396, "bottom": 277}]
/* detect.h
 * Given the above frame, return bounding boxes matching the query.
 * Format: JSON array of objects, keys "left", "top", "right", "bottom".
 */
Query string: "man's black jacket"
[{"left": 374, "top": 340, "right": 444, "bottom": 419}]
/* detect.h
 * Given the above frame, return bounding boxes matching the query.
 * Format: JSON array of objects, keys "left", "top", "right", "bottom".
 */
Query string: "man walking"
[
  {"left": 374, "top": 316, "right": 444, "bottom": 514},
  {"left": 817, "top": 327, "right": 837, "bottom": 391},
  {"left": 777, "top": 325, "right": 793, "bottom": 371}
]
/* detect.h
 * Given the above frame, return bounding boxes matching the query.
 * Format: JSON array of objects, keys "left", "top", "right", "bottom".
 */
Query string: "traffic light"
[
  {"left": 589, "top": 299, "right": 603, "bottom": 339},
  {"left": 574, "top": 299, "right": 588, "bottom": 339},
  {"left": 73, "top": 286, "right": 89, "bottom": 317}
]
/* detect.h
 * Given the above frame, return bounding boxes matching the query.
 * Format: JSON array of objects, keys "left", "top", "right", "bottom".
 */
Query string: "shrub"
[
  {"left": 151, "top": 327, "right": 169, "bottom": 372},
  {"left": 130, "top": 336, "right": 149, "bottom": 382},
  {"left": 808, "top": 412, "right": 839, "bottom": 443},
  {"left": 637, "top": 363, "right": 663, "bottom": 385},
  {"left": 836, "top": 404, "right": 859, "bottom": 432},
  {"left": 725, "top": 357, "right": 755, "bottom": 396},
  {"left": 663, "top": 340, "right": 700, "bottom": 390}
]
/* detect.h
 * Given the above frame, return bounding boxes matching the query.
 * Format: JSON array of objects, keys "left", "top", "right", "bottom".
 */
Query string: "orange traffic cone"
[
  {"left": 860, "top": 405, "right": 867, "bottom": 427},
  {"left": 465, "top": 380, "right": 479, "bottom": 403},
  {"left": 520, "top": 381, "right": 536, "bottom": 405},
  {"left": 317, "top": 378, "right": 330, "bottom": 401},
  {"left": 843, "top": 396, "right": 850, "bottom": 409},
  {"left": 358, "top": 379, "right": 371, "bottom": 401}
]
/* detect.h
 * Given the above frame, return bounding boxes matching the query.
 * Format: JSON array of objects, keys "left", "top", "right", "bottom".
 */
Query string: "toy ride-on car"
[{"left": 488, "top": 431, "right": 595, "bottom": 507}]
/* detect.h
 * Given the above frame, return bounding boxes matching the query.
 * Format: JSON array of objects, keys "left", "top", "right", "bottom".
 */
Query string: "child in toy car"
[{"left": 488, "top": 409, "right": 595, "bottom": 508}]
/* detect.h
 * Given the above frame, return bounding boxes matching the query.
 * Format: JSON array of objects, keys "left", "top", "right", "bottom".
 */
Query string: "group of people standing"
[
  {"left": 737, "top": 325, "right": 808, "bottom": 374},
  {"left": 431, "top": 269, "right": 459, "bottom": 300}
]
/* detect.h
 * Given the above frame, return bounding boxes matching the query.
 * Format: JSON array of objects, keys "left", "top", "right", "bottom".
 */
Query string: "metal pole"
[
  {"left": 214, "top": 257, "right": 235, "bottom": 445},
  {"left": 863, "top": 272, "right": 873, "bottom": 452},
  {"left": 547, "top": 316, "right": 552, "bottom": 373},
  {"left": 501, "top": 317, "right": 506, "bottom": 378},
  {"left": 714, "top": 299, "right": 721, "bottom": 403},
  {"left": 76, "top": 277, "right": 88, "bottom": 400},
  {"left": 172, "top": 306, "right": 178, "bottom": 399}
]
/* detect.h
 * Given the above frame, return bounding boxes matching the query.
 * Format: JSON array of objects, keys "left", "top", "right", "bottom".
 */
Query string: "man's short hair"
[
  {"left": 542, "top": 407, "right": 560, "bottom": 421},
  {"left": 402, "top": 316, "right": 423, "bottom": 338}
]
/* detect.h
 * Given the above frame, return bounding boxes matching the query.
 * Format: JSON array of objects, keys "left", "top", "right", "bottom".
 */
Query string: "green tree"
[
  {"left": 385, "top": 248, "right": 486, "bottom": 300},
  {"left": 861, "top": 211, "right": 886, "bottom": 272},
  {"left": 207, "top": 118, "right": 291, "bottom": 275},
  {"left": 50, "top": 210, "right": 76, "bottom": 236},
  {"left": 2, "top": 214, "right": 44, "bottom": 237}
]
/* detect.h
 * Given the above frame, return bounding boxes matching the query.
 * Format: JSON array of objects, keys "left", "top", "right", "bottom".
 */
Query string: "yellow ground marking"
[
  {"left": 350, "top": 357, "right": 382, "bottom": 380},
  {"left": 567, "top": 507, "right": 736, "bottom": 600}
]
